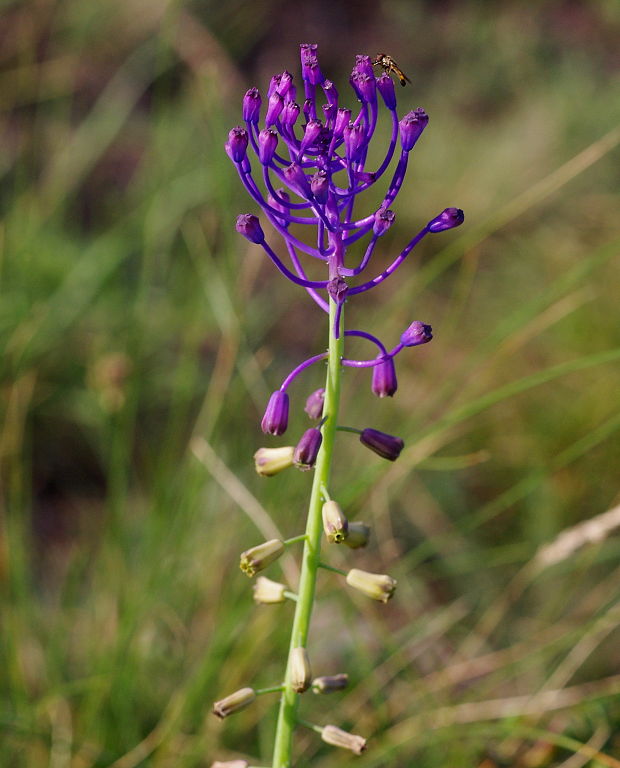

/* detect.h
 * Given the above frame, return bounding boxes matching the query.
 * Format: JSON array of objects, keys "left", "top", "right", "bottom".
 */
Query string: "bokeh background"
[{"left": 2, "top": 0, "right": 620, "bottom": 766}]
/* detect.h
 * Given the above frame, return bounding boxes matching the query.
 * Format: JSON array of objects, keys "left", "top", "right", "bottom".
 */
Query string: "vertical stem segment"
[{"left": 271, "top": 300, "right": 344, "bottom": 768}]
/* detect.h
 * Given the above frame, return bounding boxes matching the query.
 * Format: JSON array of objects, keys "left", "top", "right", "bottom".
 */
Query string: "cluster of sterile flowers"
[{"left": 212, "top": 42, "right": 463, "bottom": 765}]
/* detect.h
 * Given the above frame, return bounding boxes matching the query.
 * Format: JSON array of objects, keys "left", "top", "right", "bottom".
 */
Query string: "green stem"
[
  {"left": 271, "top": 300, "right": 344, "bottom": 768},
  {"left": 318, "top": 561, "right": 346, "bottom": 576}
]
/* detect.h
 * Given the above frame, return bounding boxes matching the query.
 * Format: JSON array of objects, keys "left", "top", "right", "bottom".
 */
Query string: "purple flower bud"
[
  {"left": 267, "top": 188, "right": 291, "bottom": 228},
  {"left": 294, "top": 427, "right": 322, "bottom": 470},
  {"left": 302, "top": 99, "right": 313, "bottom": 122},
  {"left": 376, "top": 73, "right": 396, "bottom": 109},
  {"left": 400, "top": 321, "right": 433, "bottom": 347},
  {"left": 300, "top": 120, "right": 322, "bottom": 154},
  {"left": 333, "top": 108, "right": 351, "bottom": 138},
  {"left": 327, "top": 276, "right": 348, "bottom": 304},
  {"left": 281, "top": 100, "right": 300, "bottom": 127},
  {"left": 276, "top": 70, "right": 294, "bottom": 97},
  {"left": 300, "top": 43, "right": 318, "bottom": 73},
  {"left": 304, "top": 388, "right": 325, "bottom": 419},
  {"left": 371, "top": 357, "right": 398, "bottom": 398},
  {"left": 235, "top": 214, "right": 264, "bottom": 244},
  {"left": 267, "top": 74, "right": 281, "bottom": 99},
  {"left": 360, "top": 428, "right": 404, "bottom": 461},
  {"left": 226, "top": 126, "right": 248, "bottom": 163},
  {"left": 356, "top": 171, "right": 376, "bottom": 184},
  {"left": 323, "top": 79, "right": 338, "bottom": 107},
  {"left": 265, "top": 92, "right": 284, "bottom": 127},
  {"left": 373, "top": 208, "right": 395, "bottom": 237},
  {"left": 261, "top": 390, "right": 289, "bottom": 435},
  {"left": 258, "top": 128, "right": 278, "bottom": 165},
  {"left": 310, "top": 170, "right": 329, "bottom": 203},
  {"left": 283, "top": 163, "right": 311, "bottom": 197},
  {"left": 427, "top": 207, "right": 465, "bottom": 233},
  {"left": 355, "top": 54, "right": 374, "bottom": 79},
  {"left": 302, "top": 54, "right": 323, "bottom": 85},
  {"left": 399, "top": 108, "right": 429, "bottom": 151},
  {"left": 350, "top": 72, "right": 376, "bottom": 103},
  {"left": 344, "top": 122, "right": 366, "bottom": 162},
  {"left": 242, "top": 88, "right": 261, "bottom": 123},
  {"left": 322, "top": 102, "right": 336, "bottom": 125}
]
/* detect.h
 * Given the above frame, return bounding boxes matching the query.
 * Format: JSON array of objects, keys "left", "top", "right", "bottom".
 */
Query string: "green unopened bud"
[
  {"left": 345, "top": 568, "right": 397, "bottom": 603},
  {"left": 322, "top": 500, "right": 349, "bottom": 543},
  {"left": 240, "top": 539, "right": 285, "bottom": 577},
  {"left": 344, "top": 521, "right": 371, "bottom": 549},
  {"left": 312, "top": 673, "right": 349, "bottom": 694},
  {"left": 211, "top": 762, "right": 249, "bottom": 768},
  {"left": 253, "top": 575, "right": 287, "bottom": 604},
  {"left": 253, "top": 446, "right": 295, "bottom": 476},
  {"left": 321, "top": 724, "right": 367, "bottom": 754},
  {"left": 212, "top": 687, "right": 256, "bottom": 719},
  {"left": 290, "top": 646, "right": 312, "bottom": 693}
]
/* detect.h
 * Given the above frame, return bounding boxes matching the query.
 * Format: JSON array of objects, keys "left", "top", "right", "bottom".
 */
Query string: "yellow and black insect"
[{"left": 372, "top": 53, "right": 411, "bottom": 87}]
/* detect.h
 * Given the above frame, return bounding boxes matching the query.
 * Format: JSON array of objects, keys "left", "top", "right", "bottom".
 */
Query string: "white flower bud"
[
  {"left": 321, "top": 724, "right": 367, "bottom": 754},
  {"left": 290, "top": 647, "right": 312, "bottom": 693},
  {"left": 321, "top": 500, "right": 348, "bottom": 543},
  {"left": 240, "top": 539, "right": 285, "bottom": 578},
  {"left": 252, "top": 576, "right": 287, "bottom": 604},
  {"left": 212, "top": 687, "right": 256, "bottom": 719},
  {"left": 253, "top": 446, "right": 295, "bottom": 476},
  {"left": 345, "top": 568, "right": 397, "bottom": 603}
]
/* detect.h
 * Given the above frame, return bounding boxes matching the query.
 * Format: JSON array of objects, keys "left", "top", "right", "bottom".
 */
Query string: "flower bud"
[
  {"left": 212, "top": 687, "right": 256, "bottom": 719},
  {"left": 252, "top": 575, "right": 287, "bottom": 604},
  {"left": 240, "top": 539, "right": 285, "bottom": 577},
  {"left": 333, "top": 108, "right": 351, "bottom": 138},
  {"left": 346, "top": 568, "right": 397, "bottom": 603},
  {"left": 323, "top": 78, "right": 339, "bottom": 107},
  {"left": 267, "top": 189, "right": 291, "bottom": 228},
  {"left": 322, "top": 500, "right": 348, "bottom": 543},
  {"left": 276, "top": 70, "right": 293, "bottom": 97},
  {"left": 290, "top": 647, "right": 312, "bottom": 693},
  {"left": 281, "top": 100, "right": 300, "bottom": 127},
  {"left": 265, "top": 91, "right": 284, "bottom": 127},
  {"left": 376, "top": 72, "right": 396, "bottom": 109},
  {"left": 254, "top": 446, "right": 295, "bottom": 476},
  {"left": 321, "top": 724, "right": 367, "bottom": 754},
  {"left": 258, "top": 128, "right": 278, "bottom": 165},
  {"left": 427, "top": 207, "right": 465, "bottom": 233},
  {"left": 350, "top": 72, "right": 375, "bottom": 103},
  {"left": 344, "top": 521, "right": 371, "bottom": 549},
  {"left": 311, "top": 673, "right": 349, "bottom": 693},
  {"left": 373, "top": 207, "right": 395, "bottom": 237},
  {"left": 242, "top": 87, "right": 261, "bottom": 123},
  {"left": 399, "top": 108, "right": 429, "bottom": 151},
  {"left": 304, "top": 388, "right": 325, "bottom": 419},
  {"left": 371, "top": 357, "right": 398, "bottom": 398},
  {"left": 354, "top": 54, "right": 374, "bottom": 79},
  {"left": 327, "top": 276, "right": 348, "bottom": 304},
  {"left": 301, "top": 53, "right": 323, "bottom": 85},
  {"left": 226, "top": 126, "right": 248, "bottom": 163},
  {"left": 261, "top": 390, "right": 289, "bottom": 435},
  {"left": 235, "top": 214, "right": 264, "bottom": 244},
  {"left": 310, "top": 170, "right": 329, "bottom": 203},
  {"left": 211, "top": 762, "right": 248, "bottom": 768},
  {"left": 360, "top": 428, "right": 404, "bottom": 461},
  {"left": 293, "top": 427, "right": 322, "bottom": 470},
  {"left": 283, "top": 163, "right": 311, "bottom": 198},
  {"left": 401, "top": 320, "right": 432, "bottom": 347},
  {"left": 322, "top": 102, "right": 336, "bottom": 124},
  {"left": 344, "top": 122, "right": 365, "bottom": 162},
  {"left": 300, "top": 119, "right": 322, "bottom": 154}
]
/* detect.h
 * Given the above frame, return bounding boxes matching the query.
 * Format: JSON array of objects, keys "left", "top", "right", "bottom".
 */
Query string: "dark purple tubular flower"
[
  {"left": 227, "top": 44, "right": 463, "bottom": 432},
  {"left": 304, "top": 388, "right": 325, "bottom": 420},
  {"left": 294, "top": 428, "right": 323, "bottom": 470},
  {"left": 360, "top": 428, "right": 404, "bottom": 461},
  {"left": 428, "top": 208, "right": 465, "bottom": 233},
  {"left": 261, "top": 391, "right": 290, "bottom": 435},
  {"left": 371, "top": 357, "right": 398, "bottom": 398},
  {"left": 401, "top": 321, "right": 433, "bottom": 347}
]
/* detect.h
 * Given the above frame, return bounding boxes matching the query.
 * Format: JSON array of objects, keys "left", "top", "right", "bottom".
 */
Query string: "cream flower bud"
[
  {"left": 312, "top": 673, "right": 348, "bottom": 693},
  {"left": 240, "top": 539, "right": 285, "bottom": 577},
  {"left": 345, "top": 568, "right": 397, "bottom": 603},
  {"left": 344, "top": 521, "right": 371, "bottom": 549},
  {"left": 290, "top": 647, "right": 312, "bottom": 693},
  {"left": 321, "top": 724, "right": 367, "bottom": 754},
  {"left": 211, "top": 762, "right": 249, "bottom": 768},
  {"left": 212, "top": 687, "right": 256, "bottom": 719},
  {"left": 322, "top": 500, "right": 349, "bottom": 543},
  {"left": 253, "top": 446, "right": 295, "bottom": 477},
  {"left": 252, "top": 575, "right": 287, "bottom": 604}
]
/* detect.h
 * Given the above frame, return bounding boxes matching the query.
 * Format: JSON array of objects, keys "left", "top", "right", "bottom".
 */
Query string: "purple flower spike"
[
  {"left": 373, "top": 208, "right": 396, "bottom": 237},
  {"left": 261, "top": 391, "right": 290, "bottom": 435},
  {"left": 265, "top": 92, "right": 284, "bottom": 127},
  {"left": 226, "top": 126, "right": 248, "bottom": 163},
  {"left": 376, "top": 73, "right": 396, "bottom": 110},
  {"left": 401, "top": 321, "right": 433, "bottom": 347},
  {"left": 294, "top": 427, "right": 323, "bottom": 470},
  {"left": 242, "top": 88, "right": 261, "bottom": 123},
  {"left": 371, "top": 357, "right": 398, "bottom": 398},
  {"left": 236, "top": 214, "right": 265, "bottom": 244},
  {"left": 258, "top": 128, "right": 278, "bottom": 165},
  {"left": 399, "top": 108, "right": 429, "bottom": 151},
  {"left": 427, "top": 207, "right": 465, "bottom": 233},
  {"left": 360, "top": 428, "right": 404, "bottom": 461},
  {"left": 304, "top": 388, "right": 325, "bottom": 420}
]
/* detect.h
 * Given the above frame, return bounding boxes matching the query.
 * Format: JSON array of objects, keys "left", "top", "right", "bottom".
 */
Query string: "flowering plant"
[{"left": 213, "top": 43, "right": 463, "bottom": 767}]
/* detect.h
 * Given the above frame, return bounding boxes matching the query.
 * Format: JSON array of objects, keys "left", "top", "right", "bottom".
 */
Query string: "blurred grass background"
[{"left": 1, "top": 0, "right": 620, "bottom": 766}]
